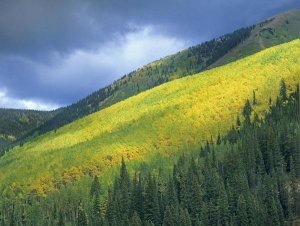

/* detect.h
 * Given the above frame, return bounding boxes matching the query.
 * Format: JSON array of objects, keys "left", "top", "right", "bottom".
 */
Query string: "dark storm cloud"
[{"left": 0, "top": 0, "right": 299, "bottom": 109}]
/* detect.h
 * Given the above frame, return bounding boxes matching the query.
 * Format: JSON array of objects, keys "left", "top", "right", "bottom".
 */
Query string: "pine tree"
[
  {"left": 131, "top": 173, "right": 144, "bottom": 218},
  {"left": 144, "top": 174, "right": 160, "bottom": 226},
  {"left": 262, "top": 176, "right": 281, "bottom": 226},
  {"left": 92, "top": 193, "right": 101, "bottom": 225},
  {"left": 237, "top": 195, "right": 248, "bottom": 226},
  {"left": 90, "top": 176, "right": 101, "bottom": 198},
  {"left": 121, "top": 215, "right": 130, "bottom": 226},
  {"left": 119, "top": 158, "right": 131, "bottom": 216},
  {"left": 236, "top": 116, "right": 242, "bottom": 128},
  {"left": 131, "top": 211, "right": 142, "bottom": 226},
  {"left": 189, "top": 173, "right": 202, "bottom": 224},
  {"left": 162, "top": 206, "right": 175, "bottom": 226},
  {"left": 58, "top": 211, "right": 65, "bottom": 226},
  {"left": 216, "top": 133, "right": 222, "bottom": 145},
  {"left": 243, "top": 99, "right": 252, "bottom": 125},
  {"left": 253, "top": 90, "right": 257, "bottom": 105},
  {"left": 165, "top": 177, "right": 178, "bottom": 208},
  {"left": 77, "top": 205, "right": 88, "bottom": 226},
  {"left": 106, "top": 189, "right": 117, "bottom": 226},
  {"left": 280, "top": 79, "right": 287, "bottom": 102},
  {"left": 218, "top": 183, "right": 230, "bottom": 226},
  {"left": 179, "top": 208, "right": 192, "bottom": 226}
]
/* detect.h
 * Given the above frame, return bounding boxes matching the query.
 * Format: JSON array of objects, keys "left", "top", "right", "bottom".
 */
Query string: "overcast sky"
[{"left": 0, "top": 0, "right": 299, "bottom": 110}]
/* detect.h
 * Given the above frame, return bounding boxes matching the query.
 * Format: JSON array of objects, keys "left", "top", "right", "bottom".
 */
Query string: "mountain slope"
[
  {"left": 23, "top": 27, "right": 252, "bottom": 138},
  {"left": 0, "top": 39, "right": 299, "bottom": 196},
  {"left": 14, "top": 10, "right": 299, "bottom": 146},
  {"left": 0, "top": 109, "right": 56, "bottom": 150},
  {"left": 209, "top": 9, "right": 300, "bottom": 68}
]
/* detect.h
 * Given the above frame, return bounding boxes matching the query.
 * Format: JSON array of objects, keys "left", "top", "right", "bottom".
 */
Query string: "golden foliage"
[{"left": 0, "top": 39, "right": 299, "bottom": 196}]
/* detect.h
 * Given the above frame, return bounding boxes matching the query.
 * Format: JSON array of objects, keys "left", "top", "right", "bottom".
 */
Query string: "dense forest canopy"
[
  {"left": 0, "top": 109, "right": 56, "bottom": 149},
  {"left": 3, "top": 10, "right": 299, "bottom": 154},
  {"left": 0, "top": 7, "right": 299, "bottom": 226},
  {"left": 0, "top": 39, "right": 298, "bottom": 198},
  {"left": 1, "top": 81, "right": 299, "bottom": 225}
]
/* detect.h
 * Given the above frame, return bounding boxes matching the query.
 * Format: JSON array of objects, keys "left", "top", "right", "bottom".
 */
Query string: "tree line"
[
  {"left": 1, "top": 81, "right": 299, "bottom": 225},
  {"left": 11, "top": 25, "right": 253, "bottom": 153}
]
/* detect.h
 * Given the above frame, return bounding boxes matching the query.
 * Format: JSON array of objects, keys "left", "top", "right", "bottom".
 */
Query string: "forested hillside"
[
  {"left": 210, "top": 9, "right": 300, "bottom": 68},
  {"left": 0, "top": 109, "right": 56, "bottom": 149},
  {"left": 22, "top": 26, "right": 252, "bottom": 140},
  {"left": 19, "top": 9, "right": 299, "bottom": 144},
  {"left": 1, "top": 81, "right": 299, "bottom": 226},
  {"left": 0, "top": 40, "right": 299, "bottom": 198},
  {"left": 0, "top": 4, "right": 299, "bottom": 226},
  {"left": 2, "top": 9, "right": 294, "bottom": 153}
]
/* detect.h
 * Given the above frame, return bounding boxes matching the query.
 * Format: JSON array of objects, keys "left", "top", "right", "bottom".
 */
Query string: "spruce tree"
[
  {"left": 189, "top": 173, "right": 202, "bottom": 224},
  {"left": 218, "top": 183, "right": 230, "bottom": 226},
  {"left": 90, "top": 176, "right": 101, "bottom": 198},
  {"left": 216, "top": 133, "right": 222, "bottom": 145},
  {"left": 280, "top": 79, "right": 287, "bottom": 102},
  {"left": 179, "top": 208, "right": 192, "bottom": 226},
  {"left": 237, "top": 194, "right": 248, "bottom": 226},
  {"left": 92, "top": 193, "right": 101, "bottom": 225},
  {"left": 106, "top": 189, "right": 117, "bottom": 226},
  {"left": 144, "top": 174, "right": 160, "bottom": 226},
  {"left": 77, "top": 205, "right": 88, "bottom": 226},
  {"left": 131, "top": 211, "right": 142, "bottom": 226},
  {"left": 119, "top": 158, "right": 131, "bottom": 216},
  {"left": 58, "top": 211, "right": 65, "bottom": 226},
  {"left": 253, "top": 90, "right": 257, "bottom": 105},
  {"left": 243, "top": 99, "right": 252, "bottom": 125},
  {"left": 162, "top": 206, "right": 174, "bottom": 226},
  {"left": 131, "top": 173, "right": 144, "bottom": 218}
]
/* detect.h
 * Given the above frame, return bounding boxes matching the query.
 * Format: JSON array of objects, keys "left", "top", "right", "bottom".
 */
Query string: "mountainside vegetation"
[
  {"left": 1, "top": 78, "right": 299, "bottom": 226},
  {"left": 0, "top": 109, "right": 56, "bottom": 149},
  {"left": 0, "top": 39, "right": 299, "bottom": 198},
  {"left": 210, "top": 9, "right": 300, "bottom": 68},
  {"left": 22, "top": 26, "right": 253, "bottom": 139},
  {"left": 17, "top": 10, "right": 300, "bottom": 144}
]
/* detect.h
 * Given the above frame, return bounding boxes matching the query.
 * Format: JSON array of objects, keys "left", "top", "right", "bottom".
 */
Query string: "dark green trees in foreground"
[{"left": 1, "top": 81, "right": 300, "bottom": 225}]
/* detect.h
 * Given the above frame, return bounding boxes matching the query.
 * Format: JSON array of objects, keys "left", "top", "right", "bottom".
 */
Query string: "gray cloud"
[
  {"left": 0, "top": 0, "right": 299, "bottom": 109},
  {"left": 0, "top": 26, "right": 186, "bottom": 108}
]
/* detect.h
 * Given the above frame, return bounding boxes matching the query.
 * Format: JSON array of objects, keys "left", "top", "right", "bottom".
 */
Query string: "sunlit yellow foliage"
[
  {"left": 0, "top": 134, "right": 16, "bottom": 141},
  {"left": 7, "top": 135, "right": 16, "bottom": 141},
  {"left": 0, "top": 39, "right": 299, "bottom": 196}
]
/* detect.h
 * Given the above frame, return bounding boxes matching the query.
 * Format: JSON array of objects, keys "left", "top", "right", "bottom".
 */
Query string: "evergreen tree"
[
  {"left": 237, "top": 195, "right": 248, "bottom": 226},
  {"left": 106, "top": 189, "right": 117, "bottom": 226},
  {"left": 165, "top": 177, "right": 178, "bottom": 208},
  {"left": 218, "top": 183, "right": 230, "bottom": 226},
  {"left": 189, "top": 172, "right": 202, "bottom": 224},
  {"left": 92, "top": 193, "right": 101, "bottom": 225},
  {"left": 77, "top": 205, "right": 88, "bottom": 226},
  {"left": 144, "top": 174, "right": 160, "bottom": 226},
  {"left": 162, "top": 206, "right": 175, "bottom": 226},
  {"left": 242, "top": 99, "right": 252, "bottom": 125},
  {"left": 119, "top": 158, "right": 131, "bottom": 217},
  {"left": 216, "top": 133, "right": 222, "bottom": 145},
  {"left": 253, "top": 90, "right": 257, "bottom": 105},
  {"left": 90, "top": 176, "right": 101, "bottom": 198},
  {"left": 280, "top": 79, "right": 287, "bottom": 102},
  {"left": 58, "top": 211, "right": 65, "bottom": 226},
  {"left": 131, "top": 173, "right": 144, "bottom": 218},
  {"left": 179, "top": 208, "right": 192, "bottom": 226},
  {"left": 131, "top": 211, "right": 142, "bottom": 226}
]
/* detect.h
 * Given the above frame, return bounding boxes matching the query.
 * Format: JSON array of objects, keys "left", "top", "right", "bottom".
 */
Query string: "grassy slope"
[
  {"left": 27, "top": 10, "right": 299, "bottom": 139},
  {"left": 210, "top": 9, "right": 300, "bottom": 68},
  {"left": 0, "top": 40, "right": 299, "bottom": 196},
  {"left": 27, "top": 26, "right": 253, "bottom": 139}
]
